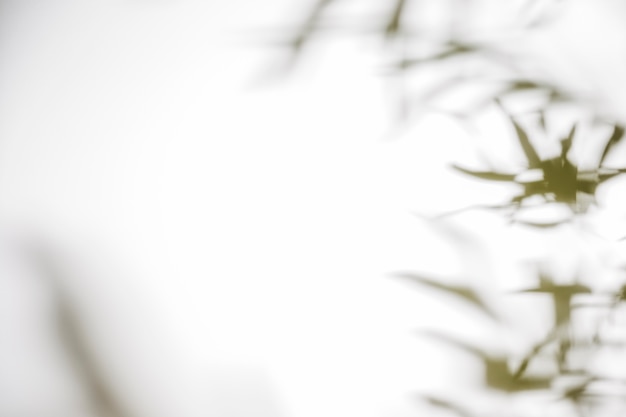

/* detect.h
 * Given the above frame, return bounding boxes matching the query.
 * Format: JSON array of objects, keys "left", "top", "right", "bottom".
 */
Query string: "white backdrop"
[{"left": 2, "top": 1, "right": 626, "bottom": 417}]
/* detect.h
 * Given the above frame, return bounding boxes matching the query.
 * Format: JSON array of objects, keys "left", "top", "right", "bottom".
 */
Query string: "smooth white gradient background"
[{"left": 2, "top": 1, "right": 626, "bottom": 417}]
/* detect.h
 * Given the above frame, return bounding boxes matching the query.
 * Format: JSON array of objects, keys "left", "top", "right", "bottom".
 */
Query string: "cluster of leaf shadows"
[
  {"left": 396, "top": 269, "right": 626, "bottom": 416},
  {"left": 278, "top": 1, "right": 626, "bottom": 416},
  {"left": 448, "top": 105, "right": 626, "bottom": 228},
  {"left": 280, "top": 0, "right": 572, "bottom": 116},
  {"left": 406, "top": 108, "right": 626, "bottom": 415}
]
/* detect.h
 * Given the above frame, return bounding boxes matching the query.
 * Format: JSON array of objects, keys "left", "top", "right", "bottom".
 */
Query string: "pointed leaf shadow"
[{"left": 394, "top": 272, "right": 499, "bottom": 321}]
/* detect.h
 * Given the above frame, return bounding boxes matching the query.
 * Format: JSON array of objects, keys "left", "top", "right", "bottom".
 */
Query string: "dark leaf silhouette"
[
  {"left": 451, "top": 164, "right": 518, "bottom": 182},
  {"left": 512, "top": 117, "right": 542, "bottom": 169},
  {"left": 418, "top": 395, "right": 475, "bottom": 417},
  {"left": 538, "top": 110, "right": 547, "bottom": 131},
  {"left": 599, "top": 124, "right": 625, "bottom": 167},
  {"left": 541, "top": 156, "right": 578, "bottom": 203},
  {"left": 561, "top": 124, "right": 576, "bottom": 157},
  {"left": 563, "top": 381, "right": 590, "bottom": 402},
  {"left": 398, "top": 42, "right": 476, "bottom": 70},
  {"left": 554, "top": 375, "right": 625, "bottom": 413},
  {"left": 451, "top": 116, "right": 626, "bottom": 217},
  {"left": 499, "top": 80, "right": 570, "bottom": 104},
  {"left": 513, "top": 328, "right": 559, "bottom": 380},
  {"left": 384, "top": 0, "right": 408, "bottom": 39},
  {"left": 597, "top": 168, "right": 626, "bottom": 185},
  {"left": 508, "top": 80, "right": 545, "bottom": 91},
  {"left": 421, "top": 330, "right": 552, "bottom": 392},
  {"left": 516, "top": 275, "right": 591, "bottom": 326},
  {"left": 394, "top": 272, "right": 497, "bottom": 319},
  {"left": 288, "top": 0, "right": 337, "bottom": 56},
  {"left": 513, "top": 220, "right": 568, "bottom": 229},
  {"left": 495, "top": 99, "right": 542, "bottom": 168}
]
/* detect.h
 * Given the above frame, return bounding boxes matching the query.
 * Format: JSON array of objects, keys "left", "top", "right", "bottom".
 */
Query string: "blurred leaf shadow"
[{"left": 28, "top": 242, "right": 128, "bottom": 417}]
